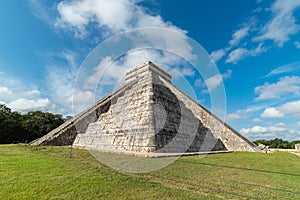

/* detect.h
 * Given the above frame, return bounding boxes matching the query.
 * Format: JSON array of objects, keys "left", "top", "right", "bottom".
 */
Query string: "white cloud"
[
  {"left": 209, "top": 25, "right": 250, "bottom": 64},
  {"left": 209, "top": 49, "right": 226, "bottom": 63},
  {"left": 257, "top": 100, "right": 300, "bottom": 121},
  {"left": 209, "top": 0, "right": 300, "bottom": 64},
  {"left": 171, "top": 66, "right": 195, "bottom": 78},
  {"left": 55, "top": 0, "right": 136, "bottom": 37},
  {"left": 53, "top": 0, "right": 194, "bottom": 60},
  {"left": 69, "top": 90, "right": 95, "bottom": 114},
  {"left": 0, "top": 86, "right": 13, "bottom": 97},
  {"left": 226, "top": 43, "right": 266, "bottom": 64},
  {"left": 240, "top": 122, "right": 300, "bottom": 141},
  {"left": 8, "top": 98, "right": 53, "bottom": 112},
  {"left": 252, "top": 118, "right": 262, "bottom": 122},
  {"left": 254, "top": 76, "right": 300, "bottom": 100},
  {"left": 261, "top": 107, "right": 284, "bottom": 118},
  {"left": 295, "top": 41, "right": 300, "bottom": 49},
  {"left": 241, "top": 123, "right": 287, "bottom": 135},
  {"left": 50, "top": 0, "right": 197, "bottom": 115},
  {"left": 229, "top": 26, "right": 249, "bottom": 47},
  {"left": 226, "top": 109, "right": 250, "bottom": 121},
  {"left": 254, "top": 0, "right": 300, "bottom": 47},
  {"left": 0, "top": 70, "right": 57, "bottom": 113},
  {"left": 85, "top": 56, "right": 122, "bottom": 88},
  {"left": 205, "top": 70, "right": 232, "bottom": 92},
  {"left": 297, "top": 122, "right": 300, "bottom": 127},
  {"left": 264, "top": 62, "right": 300, "bottom": 77},
  {"left": 227, "top": 113, "right": 242, "bottom": 121},
  {"left": 279, "top": 100, "right": 300, "bottom": 117},
  {"left": 225, "top": 48, "right": 249, "bottom": 64},
  {"left": 54, "top": 0, "right": 185, "bottom": 38}
]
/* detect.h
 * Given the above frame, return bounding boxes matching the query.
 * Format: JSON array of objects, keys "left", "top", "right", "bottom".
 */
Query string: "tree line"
[
  {"left": 253, "top": 138, "right": 300, "bottom": 149},
  {"left": 0, "top": 104, "right": 66, "bottom": 144}
]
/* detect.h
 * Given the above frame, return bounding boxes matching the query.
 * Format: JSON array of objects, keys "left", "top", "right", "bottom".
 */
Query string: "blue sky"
[{"left": 1, "top": 0, "right": 300, "bottom": 141}]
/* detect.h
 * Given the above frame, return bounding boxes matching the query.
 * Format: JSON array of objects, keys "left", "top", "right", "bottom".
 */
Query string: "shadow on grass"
[{"left": 177, "top": 160, "right": 300, "bottom": 177}]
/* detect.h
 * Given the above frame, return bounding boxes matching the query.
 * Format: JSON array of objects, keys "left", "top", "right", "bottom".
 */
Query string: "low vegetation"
[
  {"left": 253, "top": 138, "right": 300, "bottom": 149},
  {"left": 1, "top": 145, "right": 299, "bottom": 199}
]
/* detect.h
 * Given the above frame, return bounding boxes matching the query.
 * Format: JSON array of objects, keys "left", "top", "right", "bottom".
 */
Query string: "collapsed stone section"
[
  {"left": 74, "top": 80, "right": 156, "bottom": 152},
  {"left": 33, "top": 61, "right": 256, "bottom": 153}
]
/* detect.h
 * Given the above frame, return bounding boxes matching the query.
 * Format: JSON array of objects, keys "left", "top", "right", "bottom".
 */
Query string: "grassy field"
[{"left": 0, "top": 145, "right": 299, "bottom": 199}]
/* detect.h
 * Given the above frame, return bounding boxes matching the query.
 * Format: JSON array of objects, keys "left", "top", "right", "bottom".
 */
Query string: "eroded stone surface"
[
  {"left": 33, "top": 61, "right": 257, "bottom": 153},
  {"left": 296, "top": 144, "right": 300, "bottom": 152}
]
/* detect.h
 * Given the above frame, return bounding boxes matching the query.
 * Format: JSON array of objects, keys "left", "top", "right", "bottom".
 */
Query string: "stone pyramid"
[{"left": 32, "top": 61, "right": 257, "bottom": 153}]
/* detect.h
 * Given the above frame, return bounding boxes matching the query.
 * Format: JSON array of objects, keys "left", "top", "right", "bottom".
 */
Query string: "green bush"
[
  {"left": 0, "top": 104, "right": 65, "bottom": 144},
  {"left": 253, "top": 138, "right": 300, "bottom": 149}
]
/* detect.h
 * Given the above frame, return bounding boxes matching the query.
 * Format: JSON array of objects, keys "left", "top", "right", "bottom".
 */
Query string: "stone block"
[{"left": 34, "top": 61, "right": 256, "bottom": 153}]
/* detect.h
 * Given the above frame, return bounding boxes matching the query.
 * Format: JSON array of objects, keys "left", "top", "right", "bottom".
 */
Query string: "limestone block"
[
  {"left": 36, "top": 61, "right": 256, "bottom": 153},
  {"left": 296, "top": 144, "right": 300, "bottom": 152}
]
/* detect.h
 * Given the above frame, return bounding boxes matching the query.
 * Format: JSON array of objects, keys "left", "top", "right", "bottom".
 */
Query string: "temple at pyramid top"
[
  {"left": 32, "top": 61, "right": 258, "bottom": 154},
  {"left": 125, "top": 61, "right": 172, "bottom": 83}
]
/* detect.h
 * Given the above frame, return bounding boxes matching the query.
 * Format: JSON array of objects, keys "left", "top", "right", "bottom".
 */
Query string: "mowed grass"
[{"left": 0, "top": 145, "right": 299, "bottom": 199}]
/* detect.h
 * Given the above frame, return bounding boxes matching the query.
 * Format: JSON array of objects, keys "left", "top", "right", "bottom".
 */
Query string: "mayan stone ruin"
[
  {"left": 296, "top": 144, "right": 300, "bottom": 152},
  {"left": 32, "top": 61, "right": 257, "bottom": 153}
]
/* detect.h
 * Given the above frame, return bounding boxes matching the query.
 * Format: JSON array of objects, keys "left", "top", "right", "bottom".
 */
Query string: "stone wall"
[
  {"left": 34, "top": 61, "right": 256, "bottom": 153},
  {"left": 74, "top": 71, "right": 156, "bottom": 152},
  {"left": 152, "top": 81, "right": 226, "bottom": 152},
  {"left": 74, "top": 62, "right": 235, "bottom": 153},
  {"left": 296, "top": 144, "right": 300, "bottom": 152},
  {"left": 158, "top": 77, "right": 256, "bottom": 152},
  {"left": 30, "top": 82, "right": 135, "bottom": 146}
]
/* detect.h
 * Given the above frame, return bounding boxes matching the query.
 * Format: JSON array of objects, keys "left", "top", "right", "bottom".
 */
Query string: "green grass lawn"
[{"left": 0, "top": 145, "right": 299, "bottom": 199}]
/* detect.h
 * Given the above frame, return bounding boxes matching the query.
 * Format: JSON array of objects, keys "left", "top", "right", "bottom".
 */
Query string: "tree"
[
  {"left": 0, "top": 104, "right": 23, "bottom": 143},
  {"left": 21, "top": 111, "right": 65, "bottom": 142},
  {"left": 253, "top": 138, "right": 300, "bottom": 149},
  {"left": 0, "top": 104, "right": 65, "bottom": 144}
]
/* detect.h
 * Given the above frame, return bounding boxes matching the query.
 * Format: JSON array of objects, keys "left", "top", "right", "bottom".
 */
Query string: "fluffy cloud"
[
  {"left": 209, "top": 25, "right": 250, "bottom": 63},
  {"left": 259, "top": 100, "right": 300, "bottom": 120},
  {"left": 225, "top": 48, "right": 248, "bottom": 64},
  {"left": 295, "top": 41, "right": 300, "bottom": 49},
  {"left": 210, "top": 0, "right": 300, "bottom": 64},
  {"left": 254, "top": 76, "right": 300, "bottom": 100},
  {"left": 254, "top": 0, "right": 300, "bottom": 47},
  {"left": 261, "top": 107, "right": 284, "bottom": 118},
  {"left": 69, "top": 90, "right": 95, "bottom": 114},
  {"left": 0, "top": 86, "right": 13, "bottom": 98},
  {"left": 8, "top": 98, "right": 53, "bottom": 112},
  {"left": 227, "top": 113, "right": 242, "bottom": 121},
  {"left": 225, "top": 43, "right": 266, "bottom": 64},
  {"left": 210, "top": 49, "right": 226, "bottom": 63},
  {"left": 240, "top": 122, "right": 300, "bottom": 140},
  {"left": 205, "top": 70, "right": 232, "bottom": 92},
  {"left": 228, "top": 26, "right": 249, "bottom": 47},
  {"left": 0, "top": 72, "right": 55, "bottom": 113},
  {"left": 279, "top": 100, "right": 300, "bottom": 117},
  {"left": 55, "top": 0, "right": 136, "bottom": 37},
  {"left": 50, "top": 0, "right": 198, "bottom": 115},
  {"left": 55, "top": 0, "right": 185, "bottom": 37},
  {"left": 54, "top": 0, "right": 195, "bottom": 60}
]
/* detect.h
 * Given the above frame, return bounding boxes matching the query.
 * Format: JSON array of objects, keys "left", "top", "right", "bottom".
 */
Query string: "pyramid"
[{"left": 32, "top": 61, "right": 257, "bottom": 153}]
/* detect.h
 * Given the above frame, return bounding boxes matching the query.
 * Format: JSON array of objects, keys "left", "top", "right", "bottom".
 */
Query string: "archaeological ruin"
[{"left": 32, "top": 61, "right": 257, "bottom": 153}]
